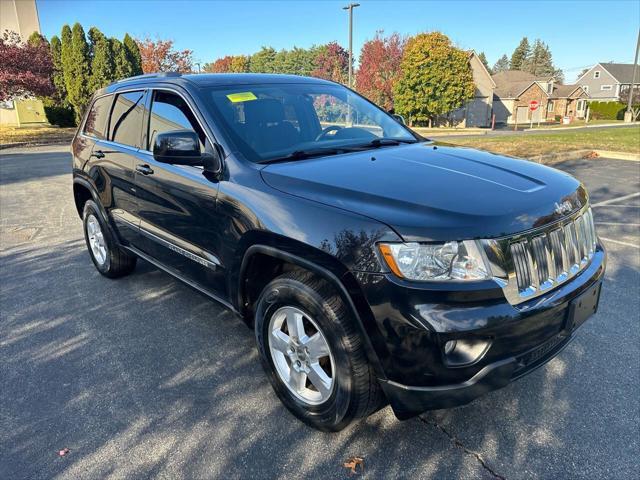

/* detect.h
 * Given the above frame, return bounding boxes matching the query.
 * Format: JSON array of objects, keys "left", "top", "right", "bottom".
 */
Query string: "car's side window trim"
[{"left": 142, "top": 86, "right": 216, "bottom": 155}]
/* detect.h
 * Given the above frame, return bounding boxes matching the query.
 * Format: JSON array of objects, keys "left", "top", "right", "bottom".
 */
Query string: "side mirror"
[
  {"left": 153, "top": 129, "right": 221, "bottom": 176},
  {"left": 391, "top": 113, "right": 406, "bottom": 125}
]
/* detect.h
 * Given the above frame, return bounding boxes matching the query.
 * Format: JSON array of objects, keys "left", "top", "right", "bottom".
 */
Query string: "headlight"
[{"left": 378, "top": 241, "right": 491, "bottom": 281}]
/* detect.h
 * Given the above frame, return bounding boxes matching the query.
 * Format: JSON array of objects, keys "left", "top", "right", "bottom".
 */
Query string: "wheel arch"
[{"left": 237, "top": 244, "right": 387, "bottom": 381}]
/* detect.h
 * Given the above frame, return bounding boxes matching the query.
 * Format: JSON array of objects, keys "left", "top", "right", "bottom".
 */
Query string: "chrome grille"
[{"left": 507, "top": 208, "right": 597, "bottom": 301}]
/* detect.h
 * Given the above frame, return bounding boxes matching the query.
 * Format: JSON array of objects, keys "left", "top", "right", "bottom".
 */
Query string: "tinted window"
[
  {"left": 83, "top": 95, "right": 112, "bottom": 139},
  {"left": 207, "top": 84, "right": 415, "bottom": 162},
  {"left": 148, "top": 91, "right": 205, "bottom": 151},
  {"left": 109, "top": 91, "right": 145, "bottom": 148}
]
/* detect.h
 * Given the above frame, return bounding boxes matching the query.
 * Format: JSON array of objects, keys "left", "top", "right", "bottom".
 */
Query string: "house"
[
  {"left": 576, "top": 63, "right": 639, "bottom": 101},
  {"left": 444, "top": 51, "right": 496, "bottom": 128},
  {"left": 0, "top": 0, "right": 48, "bottom": 127},
  {"left": 492, "top": 70, "right": 589, "bottom": 124}
]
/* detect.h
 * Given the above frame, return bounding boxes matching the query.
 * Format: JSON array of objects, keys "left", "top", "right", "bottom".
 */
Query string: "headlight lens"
[{"left": 378, "top": 241, "right": 490, "bottom": 281}]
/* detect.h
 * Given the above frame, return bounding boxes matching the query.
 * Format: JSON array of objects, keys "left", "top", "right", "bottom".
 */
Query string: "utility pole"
[
  {"left": 624, "top": 29, "right": 639, "bottom": 122},
  {"left": 342, "top": 3, "right": 360, "bottom": 88}
]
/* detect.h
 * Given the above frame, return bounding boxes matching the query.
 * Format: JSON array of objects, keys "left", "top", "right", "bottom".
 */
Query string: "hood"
[{"left": 261, "top": 142, "right": 588, "bottom": 241}]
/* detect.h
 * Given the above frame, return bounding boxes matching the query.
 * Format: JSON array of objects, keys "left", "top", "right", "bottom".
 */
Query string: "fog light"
[{"left": 443, "top": 339, "right": 491, "bottom": 367}]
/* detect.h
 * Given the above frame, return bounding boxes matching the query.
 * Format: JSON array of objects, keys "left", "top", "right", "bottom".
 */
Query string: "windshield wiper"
[
  {"left": 259, "top": 147, "right": 346, "bottom": 164},
  {"left": 342, "top": 137, "right": 418, "bottom": 151}
]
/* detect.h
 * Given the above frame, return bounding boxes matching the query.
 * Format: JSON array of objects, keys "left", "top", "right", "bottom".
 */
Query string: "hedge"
[
  {"left": 44, "top": 106, "right": 76, "bottom": 127},
  {"left": 588, "top": 101, "right": 627, "bottom": 120}
]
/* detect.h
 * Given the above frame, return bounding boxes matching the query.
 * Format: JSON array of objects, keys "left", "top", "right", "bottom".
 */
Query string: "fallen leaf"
[
  {"left": 58, "top": 448, "right": 70, "bottom": 457},
  {"left": 343, "top": 456, "right": 364, "bottom": 475}
]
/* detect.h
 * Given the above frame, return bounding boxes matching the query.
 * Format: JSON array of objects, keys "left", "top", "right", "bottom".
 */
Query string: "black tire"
[
  {"left": 255, "top": 270, "right": 383, "bottom": 431},
  {"left": 82, "top": 200, "right": 136, "bottom": 278}
]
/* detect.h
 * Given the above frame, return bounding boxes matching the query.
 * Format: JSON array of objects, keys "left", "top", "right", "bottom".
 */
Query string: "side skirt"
[{"left": 124, "top": 245, "right": 239, "bottom": 315}]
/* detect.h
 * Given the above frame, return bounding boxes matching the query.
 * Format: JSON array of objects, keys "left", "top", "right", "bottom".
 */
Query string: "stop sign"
[{"left": 529, "top": 100, "right": 539, "bottom": 111}]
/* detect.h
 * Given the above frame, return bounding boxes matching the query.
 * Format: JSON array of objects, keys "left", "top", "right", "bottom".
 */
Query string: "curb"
[
  {"left": 530, "top": 149, "right": 640, "bottom": 165},
  {"left": 0, "top": 140, "right": 71, "bottom": 151},
  {"left": 529, "top": 150, "right": 593, "bottom": 164},
  {"left": 591, "top": 150, "right": 640, "bottom": 161}
]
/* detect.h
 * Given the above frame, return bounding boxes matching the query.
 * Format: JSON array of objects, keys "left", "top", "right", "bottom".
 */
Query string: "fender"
[
  {"left": 238, "top": 244, "right": 387, "bottom": 381},
  {"left": 73, "top": 176, "right": 121, "bottom": 245}
]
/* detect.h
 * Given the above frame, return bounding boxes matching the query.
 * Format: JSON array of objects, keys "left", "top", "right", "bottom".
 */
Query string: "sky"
[{"left": 36, "top": 0, "right": 640, "bottom": 82}]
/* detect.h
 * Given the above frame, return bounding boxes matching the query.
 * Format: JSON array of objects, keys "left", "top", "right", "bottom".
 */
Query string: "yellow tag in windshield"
[{"left": 226, "top": 92, "right": 257, "bottom": 103}]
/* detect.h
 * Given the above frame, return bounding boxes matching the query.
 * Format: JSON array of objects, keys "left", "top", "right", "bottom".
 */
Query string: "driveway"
[{"left": 1, "top": 146, "right": 638, "bottom": 479}]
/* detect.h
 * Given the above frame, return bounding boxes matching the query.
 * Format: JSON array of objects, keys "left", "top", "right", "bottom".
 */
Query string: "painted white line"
[
  {"left": 599, "top": 237, "right": 639, "bottom": 248},
  {"left": 593, "top": 205, "right": 639, "bottom": 208},
  {"left": 592, "top": 192, "right": 640, "bottom": 207},
  {"left": 595, "top": 222, "right": 640, "bottom": 226}
]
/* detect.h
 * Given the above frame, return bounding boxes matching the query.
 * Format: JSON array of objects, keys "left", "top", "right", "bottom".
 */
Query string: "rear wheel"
[
  {"left": 255, "top": 270, "right": 383, "bottom": 431},
  {"left": 82, "top": 200, "right": 136, "bottom": 278}
]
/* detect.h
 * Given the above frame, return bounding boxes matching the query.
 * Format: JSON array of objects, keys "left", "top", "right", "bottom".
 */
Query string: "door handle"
[
  {"left": 91, "top": 150, "right": 105, "bottom": 159},
  {"left": 136, "top": 164, "right": 154, "bottom": 175}
]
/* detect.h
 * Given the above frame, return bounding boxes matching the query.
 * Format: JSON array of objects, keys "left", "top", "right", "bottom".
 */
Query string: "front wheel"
[{"left": 255, "top": 271, "right": 383, "bottom": 431}]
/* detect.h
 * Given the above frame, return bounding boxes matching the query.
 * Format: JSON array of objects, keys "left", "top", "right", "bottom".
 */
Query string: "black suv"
[{"left": 72, "top": 73, "right": 605, "bottom": 431}]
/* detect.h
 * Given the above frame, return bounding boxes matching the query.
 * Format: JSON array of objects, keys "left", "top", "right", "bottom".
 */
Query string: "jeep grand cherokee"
[{"left": 71, "top": 73, "right": 605, "bottom": 431}]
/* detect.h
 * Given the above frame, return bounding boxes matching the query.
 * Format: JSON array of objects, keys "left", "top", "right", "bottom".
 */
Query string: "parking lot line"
[
  {"left": 592, "top": 192, "right": 640, "bottom": 207},
  {"left": 599, "top": 237, "right": 639, "bottom": 248}
]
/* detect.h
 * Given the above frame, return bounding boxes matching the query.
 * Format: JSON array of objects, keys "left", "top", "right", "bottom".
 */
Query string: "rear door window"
[
  {"left": 83, "top": 95, "right": 112, "bottom": 139},
  {"left": 109, "top": 90, "right": 146, "bottom": 148}
]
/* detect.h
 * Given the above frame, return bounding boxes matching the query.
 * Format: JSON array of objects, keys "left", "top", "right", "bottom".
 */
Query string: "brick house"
[{"left": 492, "top": 70, "right": 589, "bottom": 124}]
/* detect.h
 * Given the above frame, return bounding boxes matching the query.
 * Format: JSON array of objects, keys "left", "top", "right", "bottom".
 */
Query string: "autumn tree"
[
  {"left": 492, "top": 54, "right": 510, "bottom": 73},
  {"left": 355, "top": 32, "right": 405, "bottom": 110},
  {"left": 510, "top": 37, "right": 530, "bottom": 70},
  {"left": 203, "top": 55, "right": 233, "bottom": 72},
  {"left": 0, "top": 30, "right": 54, "bottom": 101},
  {"left": 312, "top": 42, "right": 348, "bottom": 83},
  {"left": 136, "top": 37, "right": 193, "bottom": 73},
  {"left": 88, "top": 27, "right": 114, "bottom": 91},
  {"left": 230, "top": 55, "right": 250, "bottom": 73},
  {"left": 393, "top": 32, "right": 474, "bottom": 126}
]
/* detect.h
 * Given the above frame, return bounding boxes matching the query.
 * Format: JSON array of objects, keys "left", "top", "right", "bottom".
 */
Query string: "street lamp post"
[
  {"left": 624, "top": 29, "right": 639, "bottom": 122},
  {"left": 342, "top": 3, "right": 360, "bottom": 88}
]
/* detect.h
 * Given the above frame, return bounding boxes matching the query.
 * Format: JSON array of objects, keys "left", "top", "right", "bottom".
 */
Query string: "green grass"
[{"left": 447, "top": 126, "right": 640, "bottom": 157}]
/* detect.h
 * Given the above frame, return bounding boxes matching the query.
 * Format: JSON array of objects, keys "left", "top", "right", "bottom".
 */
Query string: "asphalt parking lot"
[{"left": 1, "top": 145, "right": 638, "bottom": 479}]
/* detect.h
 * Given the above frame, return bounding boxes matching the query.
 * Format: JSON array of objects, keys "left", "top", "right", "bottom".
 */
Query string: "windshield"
[{"left": 206, "top": 83, "right": 417, "bottom": 163}]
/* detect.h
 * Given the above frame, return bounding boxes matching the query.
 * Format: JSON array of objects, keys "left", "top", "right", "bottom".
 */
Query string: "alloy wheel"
[{"left": 268, "top": 306, "right": 335, "bottom": 405}]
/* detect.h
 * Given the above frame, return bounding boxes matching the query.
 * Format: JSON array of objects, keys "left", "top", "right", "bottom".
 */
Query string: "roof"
[
  {"left": 491, "top": 71, "right": 538, "bottom": 98},
  {"left": 552, "top": 84, "right": 586, "bottom": 98},
  {"left": 104, "top": 72, "right": 333, "bottom": 93},
  {"left": 600, "top": 63, "right": 639, "bottom": 83}
]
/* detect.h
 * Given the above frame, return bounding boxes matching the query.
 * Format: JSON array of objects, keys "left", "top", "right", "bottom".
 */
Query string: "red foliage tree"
[
  {"left": 355, "top": 32, "right": 405, "bottom": 110},
  {"left": 135, "top": 37, "right": 193, "bottom": 73},
  {"left": 203, "top": 55, "right": 233, "bottom": 73},
  {"left": 0, "top": 30, "right": 54, "bottom": 101},
  {"left": 311, "top": 42, "right": 348, "bottom": 84}
]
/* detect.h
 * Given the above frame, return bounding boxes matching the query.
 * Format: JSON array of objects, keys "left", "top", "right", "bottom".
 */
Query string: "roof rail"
[{"left": 114, "top": 72, "right": 182, "bottom": 84}]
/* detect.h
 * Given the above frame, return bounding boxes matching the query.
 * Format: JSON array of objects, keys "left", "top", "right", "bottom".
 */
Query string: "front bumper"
[{"left": 353, "top": 243, "right": 606, "bottom": 419}]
